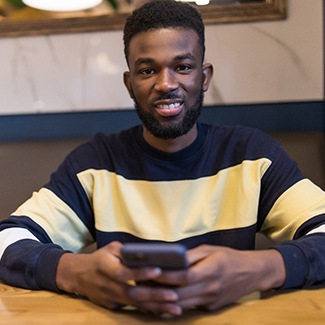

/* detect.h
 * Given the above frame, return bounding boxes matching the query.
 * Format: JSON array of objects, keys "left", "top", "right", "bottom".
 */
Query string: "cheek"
[
  {"left": 132, "top": 89, "right": 146, "bottom": 102},
  {"left": 132, "top": 82, "right": 152, "bottom": 100},
  {"left": 187, "top": 80, "right": 203, "bottom": 98},
  {"left": 183, "top": 74, "right": 203, "bottom": 91}
]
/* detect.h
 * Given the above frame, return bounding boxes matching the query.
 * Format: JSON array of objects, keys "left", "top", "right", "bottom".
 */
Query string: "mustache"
[{"left": 154, "top": 92, "right": 181, "bottom": 101}]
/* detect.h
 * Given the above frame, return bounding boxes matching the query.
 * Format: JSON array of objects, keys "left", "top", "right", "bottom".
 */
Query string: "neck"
[{"left": 142, "top": 124, "right": 198, "bottom": 153}]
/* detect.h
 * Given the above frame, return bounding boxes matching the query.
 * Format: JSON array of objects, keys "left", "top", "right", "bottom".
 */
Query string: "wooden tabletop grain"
[{"left": 1, "top": 282, "right": 324, "bottom": 324}]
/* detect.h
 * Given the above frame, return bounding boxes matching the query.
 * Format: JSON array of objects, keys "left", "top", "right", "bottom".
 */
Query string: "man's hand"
[
  {"left": 155, "top": 245, "right": 286, "bottom": 312},
  {"left": 56, "top": 241, "right": 181, "bottom": 315},
  {"left": 56, "top": 243, "right": 286, "bottom": 316}
]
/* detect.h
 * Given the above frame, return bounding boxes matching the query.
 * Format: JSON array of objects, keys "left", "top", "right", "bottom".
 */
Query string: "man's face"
[{"left": 124, "top": 28, "right": 213, "bottom": 140}]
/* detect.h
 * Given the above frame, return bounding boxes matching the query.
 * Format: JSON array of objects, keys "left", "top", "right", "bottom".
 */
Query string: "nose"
[{"left": 154, "top": 69, "right": 179, "bottom": 94}]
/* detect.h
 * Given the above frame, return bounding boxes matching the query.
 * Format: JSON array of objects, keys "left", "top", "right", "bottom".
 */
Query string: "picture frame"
[{"left": 0, "top": 0, "right": 286, "bottom": 37}]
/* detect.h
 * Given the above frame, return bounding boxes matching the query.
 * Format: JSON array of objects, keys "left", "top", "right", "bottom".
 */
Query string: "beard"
[{"left": 135, "top": 88, "right": 204, "bottom": 140}]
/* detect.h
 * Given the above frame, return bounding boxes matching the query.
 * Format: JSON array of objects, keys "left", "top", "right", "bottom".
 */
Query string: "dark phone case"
[{"left": 121, "top": 243, "right": 188, "bottom": 269}]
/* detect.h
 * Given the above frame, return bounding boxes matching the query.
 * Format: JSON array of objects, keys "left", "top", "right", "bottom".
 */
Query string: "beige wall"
[
  {"left": 205, "top": 0, "right": 324, "bottom": 104},
  {"left": 0, "top": 0, "right": 323, "bottom": 114}
]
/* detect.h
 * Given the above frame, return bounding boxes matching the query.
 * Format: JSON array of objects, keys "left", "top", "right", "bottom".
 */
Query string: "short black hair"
[{"left": 123, "top": 0, "right": 205, "bottom": 64}]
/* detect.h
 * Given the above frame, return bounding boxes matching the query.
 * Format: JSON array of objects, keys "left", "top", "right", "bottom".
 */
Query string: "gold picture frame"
[{"left": 0, "top": 0, "right": 286, "bottom": 38}]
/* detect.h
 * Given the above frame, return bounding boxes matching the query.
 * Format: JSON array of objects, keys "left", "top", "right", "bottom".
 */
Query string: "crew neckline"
[{"left": 134, "top": 123, "right": 208, "bottom": 162}]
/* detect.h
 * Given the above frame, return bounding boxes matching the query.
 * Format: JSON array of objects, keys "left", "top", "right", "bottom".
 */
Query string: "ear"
[
  {"left": 123, "top": 71, "right": 134, "bottom": 99},
  {"left": 202, "top": 63, "right": 213, "bottom": 92}
]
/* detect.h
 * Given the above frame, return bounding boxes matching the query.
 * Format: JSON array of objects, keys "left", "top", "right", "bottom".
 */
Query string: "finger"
[
  {"left": 115, "top": 266, "right": 163, "bottom": 286},
  {"left": 153, "top": 269, "right": 191, "bottom": 287},
  {"left": 127, "top": 285, "right": 179, "bottom": 304},
  {"left": 176, "top": 281, "right": 239, "bottom": 312},
  {"left": 137, "top": 302, "right": 183, "bottom": 316},
  {"left": 99, "top": 247, "right": 163, "bottom": 286},
  {"left": 127, "top": 286, "right": 182, "bottom": 316},
  {"left": 176, "top": 283, "right": 208, "bottom": 309},
  {"left": 87, "top": 277, "right": 131, "bottom": 307},
  {"left": 186, "top": 244, "right": 215, "bottom": 265},
  {"left": 104, "top": 241, "right": 124, "bottom": 259}
]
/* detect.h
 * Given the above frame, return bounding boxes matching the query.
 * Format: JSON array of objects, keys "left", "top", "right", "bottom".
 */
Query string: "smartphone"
[{"left": 121, "top": 243, "right": 188, "bottom": 270}]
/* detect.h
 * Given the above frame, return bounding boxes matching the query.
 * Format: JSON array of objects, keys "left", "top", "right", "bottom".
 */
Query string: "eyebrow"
[
  {"left": 134, "top": 57, "right": 154, "bottom": 67},
  {"left": 174, "top": 53, "right": 196, "bottom": 61},
  {"left": 134, "top": 53, "right": 196, "bottom": 68}
]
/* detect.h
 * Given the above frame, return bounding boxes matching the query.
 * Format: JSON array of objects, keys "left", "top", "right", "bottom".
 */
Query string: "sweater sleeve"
[
  {"left": 0, "top": 138, "right": 98, "bottom": 291},
  {"left": 0, "top": 239, "right": 67, "bottom": 292},
  {"left": 274, "top": 233, "right": 325, "bottom": 289}
]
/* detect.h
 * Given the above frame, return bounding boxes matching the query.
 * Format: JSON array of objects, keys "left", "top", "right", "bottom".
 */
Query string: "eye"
[
  {"left": 176, "top": 65, "right": 192, "bottom": 73},
  {"left": 139, "top": 68, "right": 155, "bottom": 76}
]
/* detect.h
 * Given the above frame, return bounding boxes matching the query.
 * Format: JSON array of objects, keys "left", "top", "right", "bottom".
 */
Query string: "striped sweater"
[{"left": 1, "top": 123, "right": 325, "bottom": 291}]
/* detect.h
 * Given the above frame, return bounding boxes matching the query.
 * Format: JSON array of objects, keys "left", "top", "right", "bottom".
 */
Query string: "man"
[{"left": 1, "top": 0, "right": 325, "bottom": 317}]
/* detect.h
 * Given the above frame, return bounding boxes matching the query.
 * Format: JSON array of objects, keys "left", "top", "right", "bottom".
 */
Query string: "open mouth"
[
  {"left": 154, "top": 101, "right": 184, "bottom": 117},
  {"left": 156, "top": 102, "right": 181, "bottom": 110}
]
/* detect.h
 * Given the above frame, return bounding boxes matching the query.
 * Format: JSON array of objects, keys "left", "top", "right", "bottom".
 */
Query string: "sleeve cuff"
[
  {"left": 35, "top": 245, "right": 68, "bottom": 292},
  {"left": 273, "top": 242, "right": 308, "bottom": 289}
]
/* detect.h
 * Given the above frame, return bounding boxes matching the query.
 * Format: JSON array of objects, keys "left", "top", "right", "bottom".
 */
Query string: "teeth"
[{"left": 157, "top": 102, "right": 181, "bottom": 109}]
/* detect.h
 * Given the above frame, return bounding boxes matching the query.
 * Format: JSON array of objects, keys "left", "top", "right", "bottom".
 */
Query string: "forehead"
[{"left": 127, "top": 28, "right": 202, "bottom": 65}]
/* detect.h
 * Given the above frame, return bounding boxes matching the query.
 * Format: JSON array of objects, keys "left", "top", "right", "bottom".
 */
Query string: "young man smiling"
[
  {"left": 1, "top": 0, "right": 325, "bottom": 317},
  {"left": 123, "top": 26, "right": 212, "bottom": 152}
]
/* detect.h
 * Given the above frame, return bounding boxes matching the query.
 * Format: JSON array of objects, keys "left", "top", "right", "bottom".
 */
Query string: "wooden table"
[{"left": 1, "top": 282, "right": 325, "bottom": 324}]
